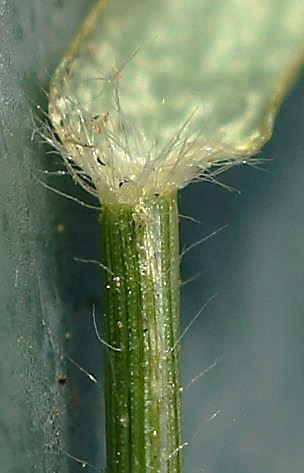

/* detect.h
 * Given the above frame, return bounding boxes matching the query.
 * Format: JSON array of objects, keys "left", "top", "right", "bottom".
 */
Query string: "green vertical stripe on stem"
[{"left": 102, "top": 192, "right": 182, "bottom": 473}]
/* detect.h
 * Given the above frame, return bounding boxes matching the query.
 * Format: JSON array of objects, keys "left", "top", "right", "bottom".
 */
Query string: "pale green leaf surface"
[{"left": 49, "top": 0, "right": 304, "bottom": 199}]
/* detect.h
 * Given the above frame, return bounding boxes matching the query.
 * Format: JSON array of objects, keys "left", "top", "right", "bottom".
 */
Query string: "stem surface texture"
[{"left": 102, "top": 192, "right": 182, "bottom": 473}]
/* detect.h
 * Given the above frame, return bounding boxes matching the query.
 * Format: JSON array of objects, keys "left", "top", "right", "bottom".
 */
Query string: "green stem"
[{"left": 102, "top": 192, "right": 182, "bottom": 473}]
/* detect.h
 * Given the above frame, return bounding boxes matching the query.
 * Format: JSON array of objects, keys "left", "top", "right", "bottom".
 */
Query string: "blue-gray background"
[{"left": 0, "top": 1, "right": 303, "bottom": 472}]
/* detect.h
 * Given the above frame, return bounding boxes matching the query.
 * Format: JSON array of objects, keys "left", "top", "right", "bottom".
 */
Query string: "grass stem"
[{"left": 102, "top": 192, "right": 182, "bottom": 473}]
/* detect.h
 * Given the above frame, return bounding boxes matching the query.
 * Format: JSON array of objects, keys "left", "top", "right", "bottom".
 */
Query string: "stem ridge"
[{"left": 102, "top": 192, "right": 182, "bottom": 473}]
